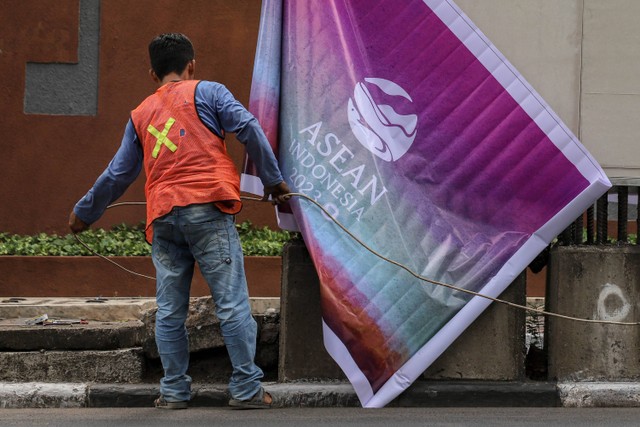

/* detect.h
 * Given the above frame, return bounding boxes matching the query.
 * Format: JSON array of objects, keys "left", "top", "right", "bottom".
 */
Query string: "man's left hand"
[{"left": 68, "top": 211, "right": 89, "bottom": 233}]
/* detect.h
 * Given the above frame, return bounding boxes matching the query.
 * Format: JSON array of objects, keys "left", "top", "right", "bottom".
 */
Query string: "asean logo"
[{"left": 347, "top": 78, "right": 418, "bottom": 162}]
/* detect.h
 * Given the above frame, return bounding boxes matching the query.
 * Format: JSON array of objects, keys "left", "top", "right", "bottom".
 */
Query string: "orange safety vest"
[{"left": 131, "top": 80, "right": 241, "bottom": 242}]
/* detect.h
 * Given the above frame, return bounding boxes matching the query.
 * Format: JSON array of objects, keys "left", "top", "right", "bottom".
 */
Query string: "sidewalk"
[{"left": 2, "top": 298, "right": 640, "bottom": 409}]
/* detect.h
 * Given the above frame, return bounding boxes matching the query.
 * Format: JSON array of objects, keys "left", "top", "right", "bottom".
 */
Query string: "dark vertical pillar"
[{"left": 279, "top": 239, "right": 344, "bottom": 381}]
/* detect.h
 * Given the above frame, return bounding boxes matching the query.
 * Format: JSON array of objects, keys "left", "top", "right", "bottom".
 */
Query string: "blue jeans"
[{"left": 151, "top": 203, "right": 263, "bottom": 402}]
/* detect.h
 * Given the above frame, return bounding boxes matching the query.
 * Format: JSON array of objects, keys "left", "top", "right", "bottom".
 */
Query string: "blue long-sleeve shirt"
[{"left": 74, "top": 81, "right": 283, "bottom": 224}]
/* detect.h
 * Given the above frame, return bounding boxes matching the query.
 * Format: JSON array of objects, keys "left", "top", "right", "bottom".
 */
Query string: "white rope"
[{"left": 72, "top": 193, "right": 640, "bottom": 326}]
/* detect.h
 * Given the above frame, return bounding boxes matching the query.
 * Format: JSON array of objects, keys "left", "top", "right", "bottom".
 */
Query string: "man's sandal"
[
  {"left": 154, "top": 396, "right": 188, "bottom": 410},
  {"left": 228, "top": 387, "right": 273, "bottom": 409}
]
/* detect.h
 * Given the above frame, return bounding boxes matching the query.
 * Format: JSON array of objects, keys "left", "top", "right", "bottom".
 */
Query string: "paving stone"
[
  {"left": 0, "top": 320, "right": 144, "bottom": 351},
  {"left": 141, "top": 296, "right": 225, "bottom": 358},
  {"left": 0, "top": 348, "right": 145, "bottom": 383}
]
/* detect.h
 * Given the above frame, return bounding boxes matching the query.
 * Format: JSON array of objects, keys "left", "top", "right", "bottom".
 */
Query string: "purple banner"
[{"left": 242, "top": 0, "right": 611, "bottom": 407}]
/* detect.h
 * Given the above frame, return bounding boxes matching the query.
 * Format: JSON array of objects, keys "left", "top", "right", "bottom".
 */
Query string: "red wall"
[{"left": 0, "top": 0, "right": 277, "bottom": 235}]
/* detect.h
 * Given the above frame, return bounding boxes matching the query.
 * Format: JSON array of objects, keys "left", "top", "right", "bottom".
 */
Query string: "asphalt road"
[{"left": 2, "top": 407, "right": 640, "bottom": 427}]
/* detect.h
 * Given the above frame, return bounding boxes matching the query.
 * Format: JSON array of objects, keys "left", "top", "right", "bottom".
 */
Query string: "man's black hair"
[{"left": 148, "top": 33, "right": 195, "bottom": 80}]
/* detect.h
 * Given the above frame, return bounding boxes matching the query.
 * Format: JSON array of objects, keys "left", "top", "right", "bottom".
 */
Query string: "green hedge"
[{"left": 0, "top": 221, "right": 296, "bottom": 257}]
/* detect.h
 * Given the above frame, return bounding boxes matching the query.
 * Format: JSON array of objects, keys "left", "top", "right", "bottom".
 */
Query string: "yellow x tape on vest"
[{"left": 148, "top": 117, "right": 177, "bottom": 158}]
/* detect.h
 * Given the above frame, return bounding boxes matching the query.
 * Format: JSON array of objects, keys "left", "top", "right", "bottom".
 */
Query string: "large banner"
[{"left": 242, "top": 0, "right": 611, "bottom": 408}]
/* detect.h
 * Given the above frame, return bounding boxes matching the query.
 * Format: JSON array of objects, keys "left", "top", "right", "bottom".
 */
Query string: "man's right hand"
[
  {"left": 68, "top": 211, "right": 89, "bottom": 233},
  {"left": 263, "top": 181, "right": 292, "bottom": 205}
]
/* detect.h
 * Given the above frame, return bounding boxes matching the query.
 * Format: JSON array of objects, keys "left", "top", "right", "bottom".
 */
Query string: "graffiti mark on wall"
[
  {"left": 596, "top": 283, "right": 631, "bottom": 321},
  {"left": 24, "top": 0, "right": 100, "bottom": 116}
]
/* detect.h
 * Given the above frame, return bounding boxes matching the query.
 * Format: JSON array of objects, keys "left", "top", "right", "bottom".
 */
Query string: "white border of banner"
[{"left": 240, "top": 173, "right": 264, "bottom": 196}]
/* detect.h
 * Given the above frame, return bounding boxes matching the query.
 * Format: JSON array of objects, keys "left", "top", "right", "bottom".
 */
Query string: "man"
[{"left": 69, "top": 33, "right": 290, "bottom": 409}]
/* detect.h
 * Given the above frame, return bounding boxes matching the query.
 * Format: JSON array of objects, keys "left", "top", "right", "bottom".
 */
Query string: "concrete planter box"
[
  {"left": 547, "top": 245, "right": 640, "bottom": 381},
  {"left": 0, "top": 256, "right": 281, "bottom": 298},
  {"left": 279, "top": 240, "right": 527, "bottom": 383}
]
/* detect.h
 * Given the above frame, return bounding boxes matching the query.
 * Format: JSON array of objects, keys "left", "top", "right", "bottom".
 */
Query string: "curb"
[
  {"left": 0, "top": 383, "right": 87, "bottom": 408},
  {"left": 558, "top": 383, "right": 640, "bottom": 407},
  {"left": 87, "top": 383, "right": 359, "bottom": 408},
  {"left": 393, "top": 381, "right": 560, "bottom": 407},
  {"left": 2, "top": 381, "right": 560, "bottom": 409},
  {"left": 4, "top": 381, "right": 640, "bottom": 409}
]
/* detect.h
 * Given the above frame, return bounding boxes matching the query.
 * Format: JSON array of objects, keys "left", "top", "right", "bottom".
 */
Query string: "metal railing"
[{"left": 558, "top": 186, "right": 638, "bottom": 245}]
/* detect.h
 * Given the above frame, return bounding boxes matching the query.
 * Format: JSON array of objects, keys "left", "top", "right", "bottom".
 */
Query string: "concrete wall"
[
  {"left": 0, "top": 0, "right": 275, "bottom": 235},
  {"left": 580, "top": 0, "right": 640, "bottom": 184}
]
